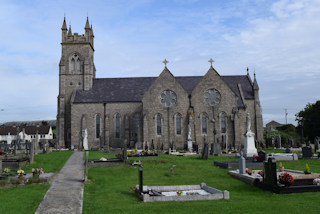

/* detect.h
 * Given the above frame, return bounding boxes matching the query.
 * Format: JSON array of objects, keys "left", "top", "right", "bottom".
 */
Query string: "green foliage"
[{"left": 296, "top": 100, "right": 320, "bottom": 141}]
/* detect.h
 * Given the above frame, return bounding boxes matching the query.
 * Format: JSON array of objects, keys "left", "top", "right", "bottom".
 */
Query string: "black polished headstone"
[
  {"left": 302, "top": 146, "right": 312, "bottom": 159},
  {"left": 264, "top": 157, "right": 277, "bottom": 186}
]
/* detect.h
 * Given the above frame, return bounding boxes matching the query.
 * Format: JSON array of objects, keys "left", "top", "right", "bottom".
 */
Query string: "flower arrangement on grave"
[
  {"left": 222, "top": 149, "right": 227, "bottom": 154},
  {"left": 176, "top": 190, "right": 183, "bottom": 196},
  {"left": 32, "top": 168, "right": 44, "bottom": 178},
  {"left": 17, "top": 170, "right": 25, "bottom": 179},
  {"left": 304, "top": 164, "right": 311, "bottom": 174},
  {"left": 0, "top": 150, "right": 3, "bottom": 155},
  {"left": 257, "top": 169, "right": 264, "bottom": 177},
  {"left": 246, "top": 169, "right": 252, "bottom": 175},
  {"left": 132, "top": 149, "right": 137, "bottom": 155},
  {"left": 313, "top": 177, "right": 320, "bottom": 185},
  {"left": 278, "top": 162, "right": 284, "bottom": 172},
  {"left": 3, "top": 168, "right": 10, "bottom": 176},
  {"left": 279, "top": 172, "right": 294, "bottom": 186}
]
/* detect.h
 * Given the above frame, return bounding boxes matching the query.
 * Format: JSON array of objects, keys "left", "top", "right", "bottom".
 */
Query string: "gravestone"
[
  {"left": 193, "top": 144, "right": 198, "bottom": 153},
  {"left": 214, "top": 143, "right": 221, "bottom": 156},
  {"left": 258, "top": 150, "right": 267, "bottom": 162},
  {"left": 202, "top": 142, "right": 209, "bottom": 160},
  {"left": 0, "top": 157, "right": 2, "bottom": 176},
  {"left": 210, "top": 143, "right": 214, "bottom": 155},
  {"left": 314, "top": 136, "right": 319, "bottom": 152},
  {"left": 264, "top": 157, "right": 277, "bottom": 186},
  {"left": 302, "top": 146, "right": 312, "bottom": 159},
  {"left": 239, "top": 153, "right": 246, "bottom": 174},
  {"left": 30, "top": 140, "right": 35, "bottom": 164},
  {"left": 139, "top": 167, "right": 143, "bottom": 193},
  {"left": 285, "top": 148, "right": 292, "bottom": 153}
]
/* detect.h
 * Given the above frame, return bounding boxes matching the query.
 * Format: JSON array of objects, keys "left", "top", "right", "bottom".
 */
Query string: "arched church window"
[
  {"left": 96, "top": 114, "right": 100, "bottom": 138},
  {"left": 76, "top": 58, "right": 81, "bottom": 72},
  {"left": 156, "top": 114, "right": 162, "bottom": 135},
  {"left": 202, "top": 113, "right": 207, "bottom": 134},
  {"left": 221, "top": 112, "right": 227, "bottom": 133},
  {"left": 71, "top": 58, "right": 75, "bottom": 71},
  {"left": 176, "top": 114, "right": 181, "bottom": 135},
  {"left": 160, "top": 90, "right": 176, "bottom": 107},
  {"left": 134, "top": 113, "right": 140, "bottom": 138},
  {"left": 115, "top": 113, "right": 120, "bottom": 138}
]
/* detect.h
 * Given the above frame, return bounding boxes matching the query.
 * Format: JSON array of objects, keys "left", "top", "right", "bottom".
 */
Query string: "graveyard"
[{"left": 1, "top": 143, "right": 320, "bottom": 213}]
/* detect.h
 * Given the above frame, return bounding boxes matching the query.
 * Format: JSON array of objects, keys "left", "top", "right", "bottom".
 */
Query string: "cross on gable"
[
  {"left": 208, "top": 58, "right": 214, "bottom": 66},
  {"left": 162, "top": 59, "right": 169, "bottom": 67}
]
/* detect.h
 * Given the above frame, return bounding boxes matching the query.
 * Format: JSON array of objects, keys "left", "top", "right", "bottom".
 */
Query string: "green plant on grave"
[
  {"left": 305, "top": 164, "right": 310, "bottom": 173},
  {"left": 279, "top": 162, "right": 283, "bottom": 168}
]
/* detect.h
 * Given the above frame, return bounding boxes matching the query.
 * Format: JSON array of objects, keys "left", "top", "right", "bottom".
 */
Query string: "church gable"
[{"left": 142, "top": 67, "right": 189, "bottom": 105}]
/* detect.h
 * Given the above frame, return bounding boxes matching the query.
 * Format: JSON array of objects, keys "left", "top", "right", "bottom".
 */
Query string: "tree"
[{"left": 296, "top": 100, "right": 320, "bottom": 142}]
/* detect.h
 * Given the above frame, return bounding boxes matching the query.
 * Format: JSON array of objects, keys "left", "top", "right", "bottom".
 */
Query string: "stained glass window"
[
  {"left": 202, "top": 114, "right": 207, "bottom": 134},
  {"left": 176, "top": 114, "right": 181, "bottom": 135},
  {"left": 96, "top": 114, "right": 100, "bottom": 138},
  {"left": 160, "top": 90, "right": 176, "bottom": 107},
  {"left": 204, "top": 89, "right": 221, "bottom": 106},
  {"left": 157, "top": 114, "right": 162, "bottom": 135},
  {"left": 115, "top": 113, "right": 120, "bottom": 138},
  {"left": 221, "top": 112, "right": 226, "bottom": 133}
]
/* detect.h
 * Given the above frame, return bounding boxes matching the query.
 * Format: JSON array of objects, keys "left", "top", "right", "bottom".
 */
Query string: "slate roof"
[
  {"left": 74, "top": 75, "right": 254, "bottom": 108},
  {"left": 0, "top": 126, "right": 51, "bottom": 135}
]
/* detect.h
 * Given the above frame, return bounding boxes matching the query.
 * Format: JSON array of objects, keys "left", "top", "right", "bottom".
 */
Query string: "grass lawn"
[
  {"left": 83, "top": 154, "right": 320, "bottom": 214},
  {"left": 0, "top": 185, "right": 49, "bottom": 214},
  {"left": 0, "top": 151, "right": 73, "bottom": 214},
  {"left": 22, "top": 150, "right": 73, "bottom": 173}
]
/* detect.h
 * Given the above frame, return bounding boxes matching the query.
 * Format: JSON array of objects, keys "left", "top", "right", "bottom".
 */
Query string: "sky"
[{"left": 0, "top": 0, "right": 319, "bottom": 126}]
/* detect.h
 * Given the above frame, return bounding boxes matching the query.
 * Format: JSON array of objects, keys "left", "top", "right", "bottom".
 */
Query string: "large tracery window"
[
  {"left": 115, "top": 113, "right": 120, "bottom": 138},
  {"left": 204, "top": 89, "right": 221, "bottom": 106},
  {"left": 96, "top": 114, "right": 100, "bottom": 138},
  {"left": 221, "top": 112, "right": 227, "bottom": 133},
  {"left": 176, "top": 114, "right": 181, "bottom": 135},
  {"left": 156, "top": 114, "right": 162, "bottom": 135},
  {"left": 202, "top": 114, "right": 207, "bottom": 134},
  {"left": 160, "top": 90, "right": 177, "bottom": 107}
]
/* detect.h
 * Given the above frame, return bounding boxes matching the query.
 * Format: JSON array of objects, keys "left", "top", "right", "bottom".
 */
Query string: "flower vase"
[
  {"left": 33, "top": 172, "right": 40, "bottom": 179},
  {"left": 18, "top": 176, "right": 24, "bottom": 180},
  {"left": 304, "top": 171, "right": 311, "bottom": 174}
]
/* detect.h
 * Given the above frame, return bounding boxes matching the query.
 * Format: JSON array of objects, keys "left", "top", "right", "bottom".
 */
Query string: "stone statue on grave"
[
  {"left": 187, "top": 124, "right": 192, "bottom": 141},
  {"left": 83, "top": 128, "right": 89, "bottom": 150},
  {"left": 243, "top": 112, "right": 257, "bottom": 158}
]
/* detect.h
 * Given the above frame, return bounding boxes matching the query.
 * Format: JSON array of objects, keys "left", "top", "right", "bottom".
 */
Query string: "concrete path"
[{"left": 36, "top": 152, "right": 84, "bottom": 214}]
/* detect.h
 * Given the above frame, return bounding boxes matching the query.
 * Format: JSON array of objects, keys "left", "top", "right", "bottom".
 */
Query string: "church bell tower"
[{"left": 57, "top": 16, "right": 96, "bottom": 148}]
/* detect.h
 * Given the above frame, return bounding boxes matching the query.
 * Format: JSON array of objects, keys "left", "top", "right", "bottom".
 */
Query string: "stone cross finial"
[
  {"left": 162, "top": 59, "right": 168, "bottom": 67},
  {"left": 208, "top": 58, "right": 214, "bottom": 66}
]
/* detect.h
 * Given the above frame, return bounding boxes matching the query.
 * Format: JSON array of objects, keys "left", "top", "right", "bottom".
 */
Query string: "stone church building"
[{"left": 57, "top": 17, "right": 264, "bottom": 151}]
